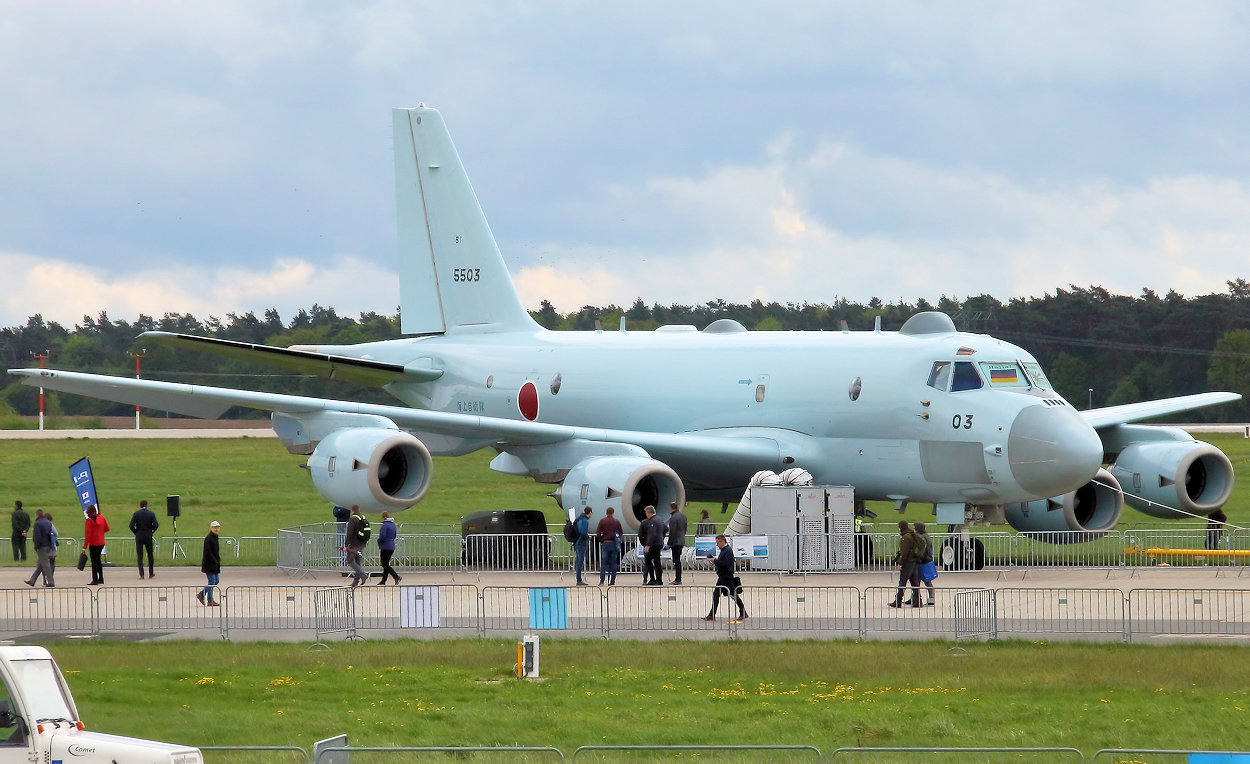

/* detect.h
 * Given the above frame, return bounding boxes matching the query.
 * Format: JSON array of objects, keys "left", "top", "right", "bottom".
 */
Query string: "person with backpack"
[
  {"left": 572, "top": 507, "right": 592, "bottom": 585},
  {"left": 343, "top": 505, "right": 371, "bottom": 587},
  {"left": 889, "top": 521, "right": 923, "bottom": 609}
]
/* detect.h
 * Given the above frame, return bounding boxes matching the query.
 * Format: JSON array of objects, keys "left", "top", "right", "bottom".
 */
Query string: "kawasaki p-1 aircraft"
[{"left": 10, "top": 105, "right": 1240, "bottom": 540}]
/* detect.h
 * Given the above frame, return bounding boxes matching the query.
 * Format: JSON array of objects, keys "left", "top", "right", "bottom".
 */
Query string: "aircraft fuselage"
[{"left": 330, "top": 321, "right": 1102, "bottom": 506}]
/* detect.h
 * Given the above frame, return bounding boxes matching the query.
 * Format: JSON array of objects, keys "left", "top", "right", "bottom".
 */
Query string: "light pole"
[
  {"left": 128, "top": 350, "right": 149, "bottom": 430},
  {"left": 1087, "top": 388, "right": 1093, "bottom": 410},
  {"left": 32, "top": 351, "right": 49, "bottom": 430}
]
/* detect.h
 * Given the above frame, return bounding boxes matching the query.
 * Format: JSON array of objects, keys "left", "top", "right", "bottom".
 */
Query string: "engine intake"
[
  {"left": 1003, "top": 467, "right": 1123, "bottom": 542},
  {"left": 550, "top": 456, "right": 685, "bottom": 532},
  {"left": 307, "top": 428, "right": 432, "bottom": 513},
  {"left": 1109, "top": 440, "right": 1234, "bottom": 518}
]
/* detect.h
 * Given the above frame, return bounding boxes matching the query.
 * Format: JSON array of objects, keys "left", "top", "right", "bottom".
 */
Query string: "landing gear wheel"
[{"left": 940, "top": 538, "right": 985, "bottom": 571}]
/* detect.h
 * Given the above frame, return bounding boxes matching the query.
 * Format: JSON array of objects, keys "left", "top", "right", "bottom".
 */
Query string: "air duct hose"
[{"left": 724, "top": 468, "right": 813, "bottom": 535}]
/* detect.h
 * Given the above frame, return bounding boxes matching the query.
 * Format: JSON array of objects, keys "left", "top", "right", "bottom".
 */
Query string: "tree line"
[{"left": 3, "top": 281, "right": 1250, "bottom": 421}]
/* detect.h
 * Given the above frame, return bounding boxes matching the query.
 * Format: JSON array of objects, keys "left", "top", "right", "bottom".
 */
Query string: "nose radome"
[{"left": 1008, "top": 404, "right": 1103, "bottom": 496}]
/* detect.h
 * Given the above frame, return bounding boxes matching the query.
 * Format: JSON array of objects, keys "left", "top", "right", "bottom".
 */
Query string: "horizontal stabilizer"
[
  {"left": 138, "top": 332, "right": 442, "bottom": 386},
  {"left": 1083, "top": 392, "right": 1242, "bottom": 430}
]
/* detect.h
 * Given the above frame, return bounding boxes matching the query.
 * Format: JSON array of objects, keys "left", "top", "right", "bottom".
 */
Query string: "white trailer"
[{"left": 0, "top": 645, "right": 202, "bottom": 763}]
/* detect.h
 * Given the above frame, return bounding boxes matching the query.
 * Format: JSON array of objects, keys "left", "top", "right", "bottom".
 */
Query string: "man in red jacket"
[{"left": 83, "top": 505, "right": 109, "bottom": 585}]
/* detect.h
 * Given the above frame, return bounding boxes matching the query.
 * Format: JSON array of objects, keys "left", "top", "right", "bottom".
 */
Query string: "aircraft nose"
[{"left": 1007, "top": 404, "right": 1102, "bottom": 496}]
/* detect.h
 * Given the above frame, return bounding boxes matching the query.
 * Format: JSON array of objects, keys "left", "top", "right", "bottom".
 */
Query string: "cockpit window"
[
  {"left": 1022, "top": 361, "right": 1052, "bottom": 390},
  {"left": 951, "top": 361, "right": 983, "bottom": 391},
  {"left": 979, "top": 362, "right": 1030, "bottom": 388},
  {"left": 926, "top": 362, "right": 951, "bottom": 391}
]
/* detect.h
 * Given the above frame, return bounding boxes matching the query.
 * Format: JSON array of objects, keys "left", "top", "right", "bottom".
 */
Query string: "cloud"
[
  {"left": 509, "top": 142, "right": 1250, "bottom": 314},
  {"left": 0, "top": 251, "right": 397, "bottom": 329}
]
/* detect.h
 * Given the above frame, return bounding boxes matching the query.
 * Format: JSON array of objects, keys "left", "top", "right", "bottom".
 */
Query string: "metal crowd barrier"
[
  {"left": 994, "top": 587, "right": 1126, "bottom": 641},
  {"left": 6, "top": 583, "right": 1250, "bottom": 643},
  {"left": 272, "top": 524, "right": 1250, "bottom": 579},
  {"left": 314, "top": 745, "right": 565, "bottom": 762}
]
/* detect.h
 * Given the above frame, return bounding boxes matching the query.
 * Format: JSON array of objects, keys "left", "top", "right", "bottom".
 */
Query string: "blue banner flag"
[{"left": 69, "top": 457, "right": 99, "bottom": 518}]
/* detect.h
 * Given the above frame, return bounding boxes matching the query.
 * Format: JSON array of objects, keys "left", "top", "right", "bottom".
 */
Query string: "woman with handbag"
[
  {"left": 83, "top": 505, "right": 109, "bottom": 585},
  {"left": 915, "top": 522, "right": 937, "bottom": 606}
]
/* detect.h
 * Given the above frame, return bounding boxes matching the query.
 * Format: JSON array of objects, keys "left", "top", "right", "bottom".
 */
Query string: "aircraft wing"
[
  {"left": 1082, "top": 392, "right": 1241, "bottom": 431},
  {"left": 7, "top": 368, "right": 790, "bottom": 470},
  {"left": 136, "top": 331, "right": 442, "bottom": 386}
]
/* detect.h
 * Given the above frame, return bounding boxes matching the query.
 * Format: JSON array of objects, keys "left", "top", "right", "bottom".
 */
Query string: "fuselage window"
[
  {"left": 979, "top": 361, "right": 1030, "bottom": 388},
  {"left": 1022, "top": 361, "right": 1053, "bottom": 390},
  {"left": 926, "top": 362, "right": 951, "bottom": 391},
  {"left": 951, "top": 361, "right": 983, "bottom": 392}
]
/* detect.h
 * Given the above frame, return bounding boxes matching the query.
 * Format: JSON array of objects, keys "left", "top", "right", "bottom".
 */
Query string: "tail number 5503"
[{"left": 452, "top": 268, "right": 480, "bottom": 282}]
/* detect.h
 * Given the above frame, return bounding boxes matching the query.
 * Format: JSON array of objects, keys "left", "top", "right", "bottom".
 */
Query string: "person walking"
[
  {"left": 573, "top": 507, "right": 592, "bottom": 585},
  {"left": 376, "top": 512, "right": 401, "bottom": 585},
  {"left": 11, "top": 501, "right": 30, "bottom": 561},
  {"left": 343, "top": 506, "right": 370, "bottom": 587},
  {"left": 595, "top": 507, "right": 623, "bottom": 585},
  {"left": 128, "top": 499, "right": 160, "bottom": 579},
  {"left": 638, "top": 505, "right": 665, "bottom": 585},
  {"left": 199, "top": 520, "right": 222, "bottom": 606},
  {"left": 24, "top": 511, "right": 55, "bottom": 588},
  {"left": 83, "top": 505, "right": 109, "bottom": 585},
  {"left": 703, "top": 534, "right": 747, "bottom": 622},
  {"left": 914, "top": 521, "right": 936, "bottom": 606},
  {"left": 889, "top": 521, "right": 923, "bottom": 609},
  {"left": 666, "top": 501, "right": 688, "bottom": 585},
  {"left": 44, "top": 512, "right": 59, "bottom": 586}
]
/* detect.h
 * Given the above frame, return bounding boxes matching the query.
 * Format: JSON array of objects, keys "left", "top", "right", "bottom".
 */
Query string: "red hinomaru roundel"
[{"left": 518, "top": 381, "right": 539, "bottom": 421}]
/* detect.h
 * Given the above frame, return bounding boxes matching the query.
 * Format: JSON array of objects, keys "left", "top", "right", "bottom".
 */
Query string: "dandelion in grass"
[
  {"left": 266, "top": 676, "right": 298, "bottom": 690},
  {"left": 196, "top": 677, "right": 214, "bottom": 686}
]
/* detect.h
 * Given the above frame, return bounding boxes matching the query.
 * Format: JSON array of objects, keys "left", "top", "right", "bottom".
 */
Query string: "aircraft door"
[{"left": 747, "top": 374, "right": 770, "bottom": 417}]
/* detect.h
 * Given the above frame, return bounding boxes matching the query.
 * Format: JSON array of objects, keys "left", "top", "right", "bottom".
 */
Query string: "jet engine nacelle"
[
  {"left": 307, "top": 428, "right": 432, "bottom": 513},
  {"left": 1108, "top": 440, "right": 1234, "bottom": 518},
  {"left": 1003, "top": 468, "right": 1124, "bottom": 542},
  {"left": 550, "top": 456, "right": 685, "bottom": 532}
]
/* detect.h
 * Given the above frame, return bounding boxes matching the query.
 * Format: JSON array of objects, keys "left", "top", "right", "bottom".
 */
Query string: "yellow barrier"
[{"left": 1125, "top": 547, "right": 1250, "bottom": 559}]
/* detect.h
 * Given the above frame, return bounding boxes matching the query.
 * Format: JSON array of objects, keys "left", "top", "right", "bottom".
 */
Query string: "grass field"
[
  {"left": 5, "top": 434, "right": 1250, "bottom": 757},
  {"left": 0, "top": 432, "right": 1246, "bottom": 567},
  {"left": 43, "top": 638, "right": 1250, "bottom": 755}
]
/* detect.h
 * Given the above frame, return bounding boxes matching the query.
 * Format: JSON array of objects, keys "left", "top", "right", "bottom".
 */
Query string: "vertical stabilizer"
[{"left": 393, "top": 106, "right": 539, "bottom": 335}]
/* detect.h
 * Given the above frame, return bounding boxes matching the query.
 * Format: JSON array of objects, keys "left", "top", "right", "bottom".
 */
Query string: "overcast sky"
[{"left": 3, "top": 1, "right": 1250, "bottom": 330}]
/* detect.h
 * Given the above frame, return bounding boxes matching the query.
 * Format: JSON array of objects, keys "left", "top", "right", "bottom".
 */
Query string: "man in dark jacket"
[
  {"left": 703, "top": 534, "right": 747, "bottom": 622},
  {"left": 889, "top": 521, "right": 923, "bottom": 609},
  {"left": 23, "top": 512, "right": 55, "bottom": 588},
  {"left": 638, "top": 505, "right": 665, "bottom": 585},
  {"left": 128, "top": 499, "right": 160, "bottom": 579},
  {"left": 1206, "top": 509, "right": 1228, "bottom": 550},
  {"left": 666, "top": 502, "right": 688, "bottom": 585},
  {"left": 10, "top": 500, "right": 30, "bottom": 561},
  {"left": 199, "top": 520, "right": 221, "bottom": 606},
  {"left": 376, "top": 512, "right": 401, "bottom": 585}
]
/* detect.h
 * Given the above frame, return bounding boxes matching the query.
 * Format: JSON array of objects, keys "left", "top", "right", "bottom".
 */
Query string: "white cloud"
[
  {"left": 2, "top": 1, "right": 1250, "bottom": 327},
  {"left": 0, "top": 251, "right": 397, "bottom": 329},
  {"left": 509, "top": 144, "right": 1250, "bottom": 316}
]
